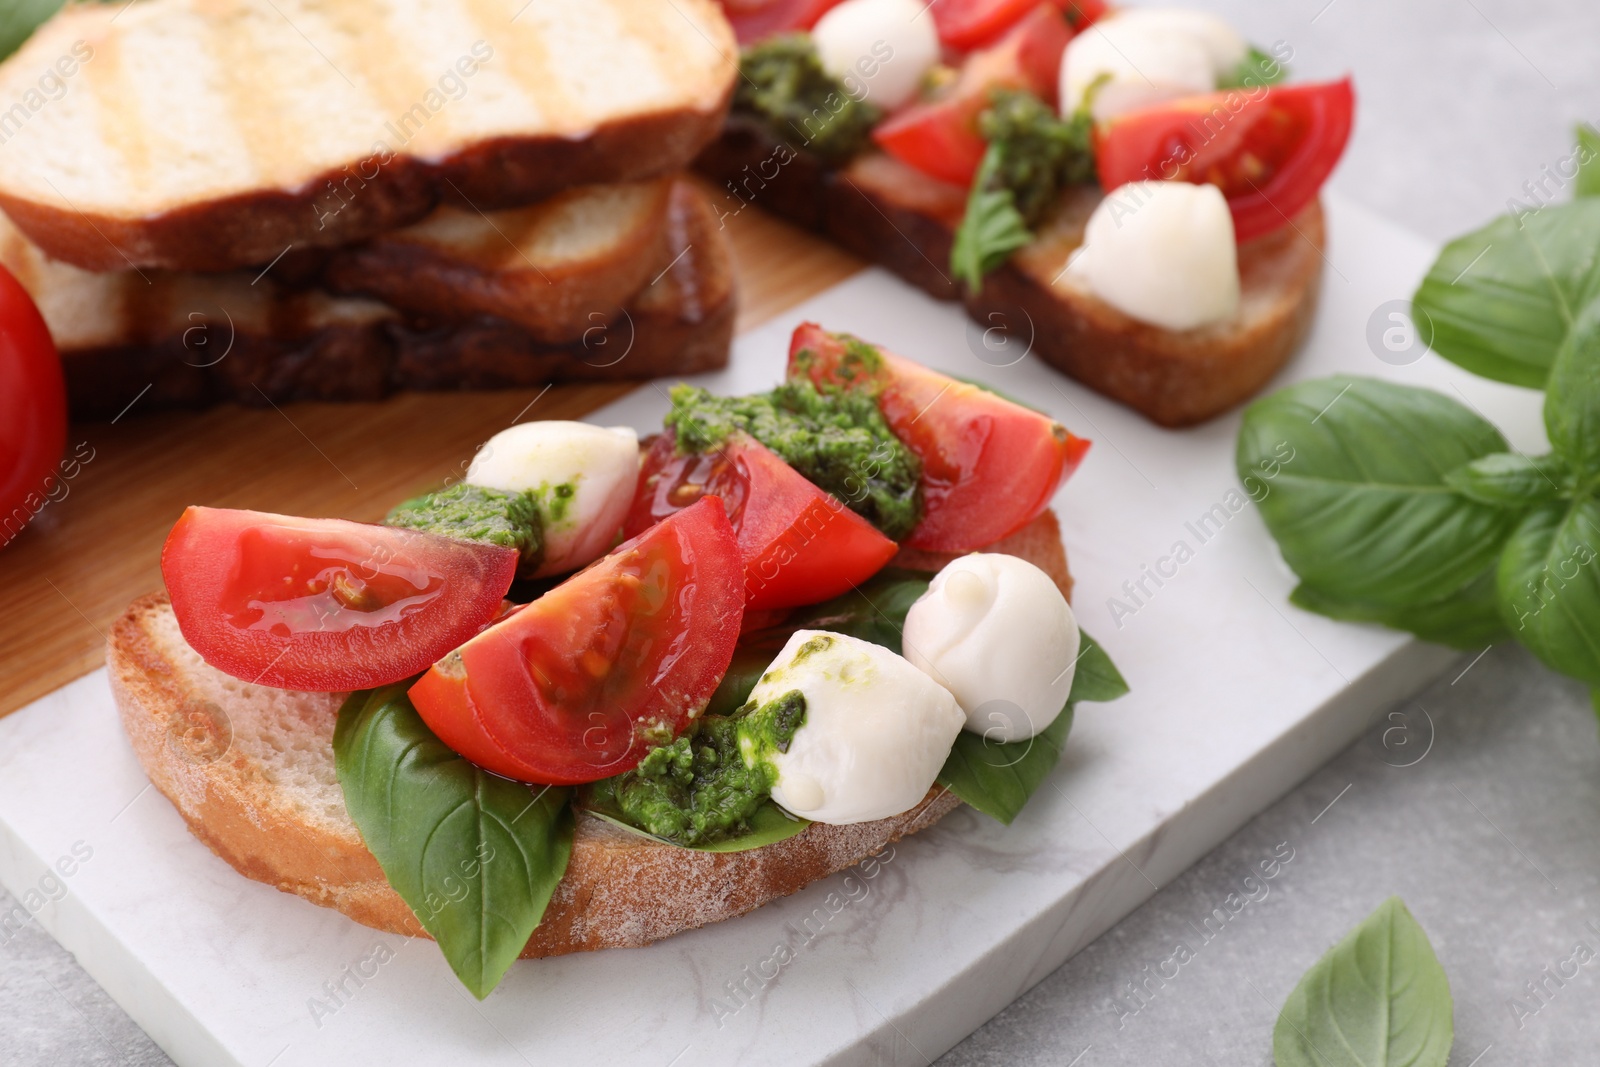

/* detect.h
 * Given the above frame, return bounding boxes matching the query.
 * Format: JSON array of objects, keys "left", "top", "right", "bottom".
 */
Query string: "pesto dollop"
[
  {"left": 978, "top": 88, "right": 1096, "bottom": 228},
  {"left": 385, "top": 483, "right": 545, "bottom": 576},
  {"left": 735, "top": 33, "right": 882, "bottom": 164},
  {"left": 665, "top": 378, "right": 922, "bottom": 541},
  {"left": 584, "top": 691, "right": 806, "bottom": 847}
]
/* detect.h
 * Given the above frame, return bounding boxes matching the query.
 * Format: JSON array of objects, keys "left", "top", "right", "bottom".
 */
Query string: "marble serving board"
[{"left": 0, "top": 194, "right": 1548, "bottom": 1067}]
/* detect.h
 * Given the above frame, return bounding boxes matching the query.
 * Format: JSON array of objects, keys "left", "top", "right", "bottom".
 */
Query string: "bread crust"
[
  {"left": 107, "top": 513, "right": 1072, "bottom": 957},
  {"left": 320, "top": 181, "right": 676, "bottom": 342},
  {"left": 47, "top": 181, "right": 735, "bottom": 419},
  {"left": 697, "top": 119, "right": 1325, "bottom": 426},
  {"left": 0, "top": 0, "right": 736, "bottom": 272}
]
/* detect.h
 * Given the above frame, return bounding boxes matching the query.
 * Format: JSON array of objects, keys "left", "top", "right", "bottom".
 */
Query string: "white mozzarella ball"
[
  {"left": 902, "top": 554, "right": 1079, "bottom": 743},
  {"left": 466, "top": 421, "right": 639, "bottom": 577},
  {"left": 812, "top": 0, "right": 940, "bottom": 111},
  {"left": 1062, "top": 180, "right": 1240, "bottom": 331},
  {"left": 1060, "top": 16, "right": 1213, "bottom": 121},
  {"left": 1109, "top": 9, "right": 1248, "bottom": 79},
  {"left": 740, "top": 630, "right": 963, "bottom": 825}
]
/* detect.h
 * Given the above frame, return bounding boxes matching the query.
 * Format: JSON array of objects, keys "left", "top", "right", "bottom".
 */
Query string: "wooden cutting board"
[{"left": 0, "top": 185, "right": 863, "bottom": 719}]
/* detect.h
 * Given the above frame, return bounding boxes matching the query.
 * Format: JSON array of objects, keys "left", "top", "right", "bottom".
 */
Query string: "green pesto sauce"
[
  {"left": 735, "top": 33, "right": 882, "bottom": 164},
  {"left": 384, "top": 483, "right": 545, "bottom": 576},
  {"left": 978, "top": 88, "right": 1096, "bottom": 227},
  {"left": 664, "top": 378, "right": 922, "bottom": 541},
  {"left": 533, "top": 480, "right": 576, "bottom": 527},
  {"left": 585, "top": 690, "right": 806, "bottom": 847}
]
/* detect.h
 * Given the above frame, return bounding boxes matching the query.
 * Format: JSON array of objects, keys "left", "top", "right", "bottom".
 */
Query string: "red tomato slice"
[
  {"left": 1096, "top": 78, "right": 1355, "bottom": 243},
  {"left": 408, "top": 498, "right": 744, "bottom": 785},
  {"left": 0, "top": 263, "right": 65, "bottom": 551},
  {"left": 716, "top": 0, "right": 848, "bottom": 43},
  {"left": 930, "top": 0, "right": 1039, "bottom": 50},
  {"left": 788, "top": 323, "right": 1089, "bottom": 552},
  {"left": 931, "top": 0, "right": 1105, "bottom": 50},
  {"left": 625, "top": 430, "right": 899, "bottom": 611},
  {"left": 161, "top": 507, "right": 518, "bottom": 691},
  {"left": 873, "top": 4, "right": 1071, "bottom": 186}
]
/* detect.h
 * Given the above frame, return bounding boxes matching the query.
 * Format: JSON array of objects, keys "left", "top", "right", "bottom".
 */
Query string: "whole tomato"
[{"left": 0, "top": 263, "right": 65, "bottom": 548}]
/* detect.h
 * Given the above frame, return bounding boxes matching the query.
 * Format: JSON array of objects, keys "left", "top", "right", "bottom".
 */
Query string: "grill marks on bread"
[{"left": 0, "top": 0, "right": 737, "bottom": 269}]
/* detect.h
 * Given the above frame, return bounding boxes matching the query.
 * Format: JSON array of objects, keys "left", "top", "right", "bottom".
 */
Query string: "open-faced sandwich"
[
  {"left": 699, "top": 0, "right": 1354, "bottom": 426},
  {"left": 108, "top": 323, "right": 1127, "bottom": 997}
]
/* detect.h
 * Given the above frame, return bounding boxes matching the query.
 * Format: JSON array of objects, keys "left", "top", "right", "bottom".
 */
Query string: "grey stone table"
[{"left": 4, "top": 0, "right": 1597, "bottom": 1063}]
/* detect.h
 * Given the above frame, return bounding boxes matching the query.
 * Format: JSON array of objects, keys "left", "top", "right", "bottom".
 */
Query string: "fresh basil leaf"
[
  {"left": 333, "top": 686, "right": 574, "bottom": 999},
  {"left": 1066, "top": 628, "right": 1130, "bottom": 705},
  {"left": 1218, "top": 45, "right": 1288, "bottom": 90},
  {"left": 1496, "top": 497, "right": 1600, "bottom": 686},
  {"left": 1274, "top": 897, "right": 1453, "bottom": 1067},
  {"left": 1545, "top": 301, "right": 1600, "bottom": 473},
  {"left": 951, "top": 142, "right": 1033, "bottom": 293},
  {"left": 582, "top": 798, "right": 810, "bottom": 853},
  {"left": 1412, "top": 200, "right": 1600, "bottom": 387},
  {"left": 936, "top": 630, "right": 1125, "bottom": 824},
  {"left": 938, "top": 708, "right": 1073, "bottom": 825},
  {"left": 1577, "top": 125, "right": 1600, "bottom": 198},
  {"left": 1290, "top": 568, "right": 1508, "bottom": 650},
  {"left": 1238, "top": 376, "right": 1517, "bottom": 608},
  {"left": 0, "top": 0, "right": 62, "bottom": 62},
  {"left": 1443, "top": 452, "right": 1566, "bottom": 508}
]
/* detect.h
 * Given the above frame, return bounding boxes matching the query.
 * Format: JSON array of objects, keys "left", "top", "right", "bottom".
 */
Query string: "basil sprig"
[
  {"left": 712, "top": 567, "right": 1128, "bottom": 824},
  {"left": 1412, "top": 198, "right": 1600, "bottom": 387},
  {"left": 1237, "top": 375, "right": 1519, "bottom": 648},
  {"left": 333, "top": 686, "right": 574, "bottom": 999},
  {"left": 1274, "top": 897, "right": 1453, "bottom": 1067},
  {"left": 950, "top": 143, "right": 1034, "bottom": 293},
  {"left": 1240, "top": 269, "right": 1600, "bottom": 691}
]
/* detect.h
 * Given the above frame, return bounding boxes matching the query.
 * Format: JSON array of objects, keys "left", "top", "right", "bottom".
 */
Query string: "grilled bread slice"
[
  {"left": 320, "top": 179, "right": 675, "bottom": 342},
  {"left": 1, "top": 180, "right": 735, "bottom": 418},
  {"left": 107, "top": 511, "right": 1072, "bottom": 958},
  {"left": 0, "top": 0, "right": 736, "bottom": 272},
  {"left": 699, "top": 122, "right": 1324, "bottom": 427}
]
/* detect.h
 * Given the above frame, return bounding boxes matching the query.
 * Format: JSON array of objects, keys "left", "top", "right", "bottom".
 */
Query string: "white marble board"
[{"left": 0, "top": 194, "right": 1548, "bottom": 1067}]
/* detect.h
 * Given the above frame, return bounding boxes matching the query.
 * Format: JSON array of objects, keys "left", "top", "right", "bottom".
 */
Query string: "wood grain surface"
[{"left": 0, "top": 184, "right": 864, "bottom": 719}]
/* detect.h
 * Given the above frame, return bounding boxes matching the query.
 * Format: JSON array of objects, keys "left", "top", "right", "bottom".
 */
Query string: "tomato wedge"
[
  {"left": 161, "top": 507, "right": 518, "bottom": 691},
  {"left": 408, "top": 498, "right": 744, "bottom": 785},
  {"left": 625, "top": 430, "right": 899, "bottom": 611},
  {"left": 1096, "top": 78, "right": 1356, "bottom": 243},
  {"left": 873, "top": 4, "right": 1072, "bottom": 186},
  {"left": 931, "top": 0, "right": 1105, "bottom": 50},
  {"left": 716, "top": 0, "right": 848, "bottom": 43},
  {"left": 788, "top": 323, "right": 1089, "bottom": 552}
]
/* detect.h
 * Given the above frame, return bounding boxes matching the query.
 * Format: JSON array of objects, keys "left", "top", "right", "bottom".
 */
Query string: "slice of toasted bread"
[
  {"left": 106, "top": 511, "right": 1071, "bottom": 958},
  {"left": 698, "top": 119, "right": 1324, "bottom": 427},
  {"left": 1, "top": 180, "right": 736, "bottom": 418},
  {"left": 0, "top": 0, "right": 736, "bottom": 272},
  {"left": 320, "top": 179, "right": 676, "bottom": 342}
]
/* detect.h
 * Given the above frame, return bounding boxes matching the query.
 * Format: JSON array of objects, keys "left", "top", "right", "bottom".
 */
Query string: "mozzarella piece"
[
  {"left": 465, "top": 421, "right": 639, "bottom": 577},
  {"left": 1060, "top": 9, "right": 1245, "bottom": 121},
  {"left": 741, "top": 630, "right": 963, "bottom": 825},
  {"left": 902, "top": 554, "right": 1079, "bottom": 743},
  {"left": 1062, "top": 180, "right": 1240, "bottom": 331},
  {"left": 812, "top": 0, "right": 940, "bottom": 111},
  {"left": 1110, "top": 9, "right": 1248, "bottom": 78}
]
